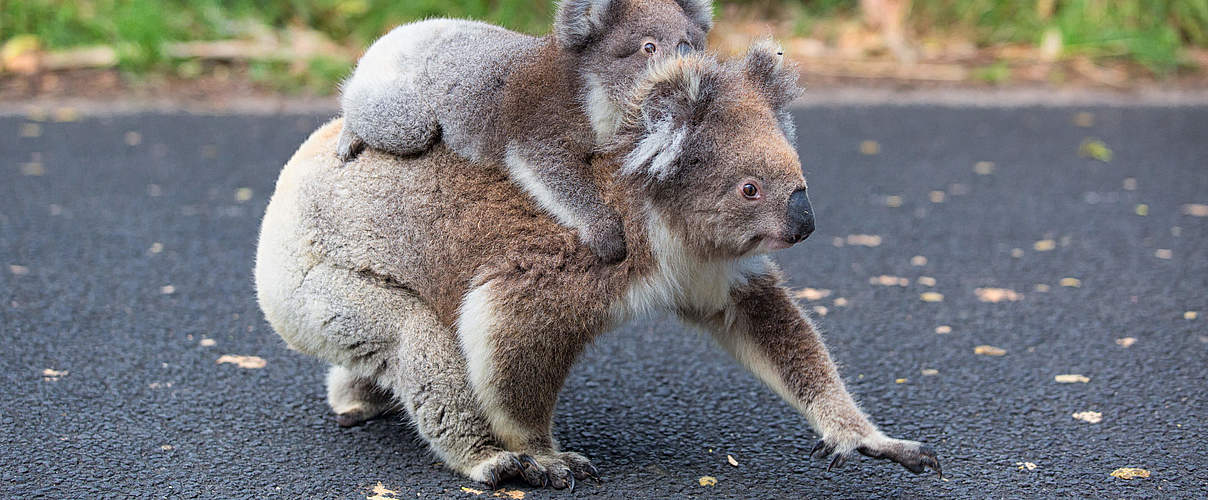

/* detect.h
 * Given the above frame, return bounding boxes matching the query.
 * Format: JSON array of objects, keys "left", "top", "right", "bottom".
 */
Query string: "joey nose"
[
  {"left": 676, "top": 41, "right": 693, "bottom": 56},
  {"left": 786, "top": 189, "right": 815, "bottom": 243}
]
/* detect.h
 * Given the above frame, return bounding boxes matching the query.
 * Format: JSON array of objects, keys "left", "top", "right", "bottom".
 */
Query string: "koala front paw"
[
  {"left": 583, "top": 220, "right": 628, "bottom": 264},
  {"left": 516, "top": 451, "right": 599, "bottom": 491},
  {"left": 811, "top": 434, "right": 941, "bottom": 476}
]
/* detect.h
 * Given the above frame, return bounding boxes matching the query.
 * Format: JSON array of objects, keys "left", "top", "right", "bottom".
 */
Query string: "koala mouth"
[{"left": 744, "top": 235, "right": 794, "bottom": 255}]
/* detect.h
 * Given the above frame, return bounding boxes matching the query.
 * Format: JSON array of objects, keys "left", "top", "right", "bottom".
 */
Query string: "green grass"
[{"left": 3, "top": 0, "right": 1207, "bottom": 85}]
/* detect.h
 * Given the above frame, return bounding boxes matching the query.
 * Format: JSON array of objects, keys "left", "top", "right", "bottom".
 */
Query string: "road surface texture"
[{"left": 2, "top": 105, "right": 1205, "bottom": 498}]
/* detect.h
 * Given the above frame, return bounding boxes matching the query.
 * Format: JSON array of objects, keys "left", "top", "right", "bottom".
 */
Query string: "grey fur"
[
  {"left": 336, "top": 1, "right": 711, "bottom": 264},
  {"left": 257, "top": 49, "right": 940, "bottom": 489}
]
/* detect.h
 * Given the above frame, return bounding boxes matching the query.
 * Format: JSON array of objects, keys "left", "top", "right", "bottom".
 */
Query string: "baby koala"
[{"left": 336, "top": 0, "right": 713, "bottom": 263}]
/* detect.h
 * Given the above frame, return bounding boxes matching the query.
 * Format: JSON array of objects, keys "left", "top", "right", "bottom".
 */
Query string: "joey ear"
[
  {"left": 617, "top": 55, "right": 719, "bottom": 181},
  {"left": 674, "top": 0, "right": 715, "bottom": 32},
  {"left": 554, "top": 0, "right": 617, "bottom": 51},
  {"left": 743, "top": 39, "right": 804, "bottom": 142}
]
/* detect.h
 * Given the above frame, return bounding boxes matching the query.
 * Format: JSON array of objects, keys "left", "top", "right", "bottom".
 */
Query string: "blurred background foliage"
[{"left": 2, "top": 0, "right": 1206, "bottom": 91}]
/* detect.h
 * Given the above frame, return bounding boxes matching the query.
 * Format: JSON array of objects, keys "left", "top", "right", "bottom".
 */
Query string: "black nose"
[{"left": 786, "top": 189, "right": 815, "bottom": 243}]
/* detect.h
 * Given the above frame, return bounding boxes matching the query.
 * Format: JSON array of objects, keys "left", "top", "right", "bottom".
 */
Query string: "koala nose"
[
  {"left": 676, "top": 41, "right": 693, "bottom": 56},
  {"left": 786, "top": 189, "right": 815, "bottom": 243}
]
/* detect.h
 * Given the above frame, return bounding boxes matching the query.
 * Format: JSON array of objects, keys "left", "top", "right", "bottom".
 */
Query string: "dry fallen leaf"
[
  {"left": 885, "top": 195, "right": 902, "bottom": 207},
  {"left": 235, "top": 187, "right": 254, "bottom": 202},
  {"left": 918, "top": 276, "right": 937, "bottom": 287},
  {"left": 699, "top": 476, "right": 717, "bottom": 486},
  {"left": 1059, "top": 278, "right": 1082, "bottom": 288},
  {"left": 1073, "top": 112, "right": 1094, "bottom": 127},
  {"left": 870, "top": 275, "right": 909, "bottom": 287},
  {"left": 1122, "top": 178, "right": 1137, "bottom": 191},
  {"left": 1154, "top": 249, "right": 1172, "bottom": 259},
  {"left": 975, "top": 288, "right": 1023, "bottom": 303},
  {"left": 812, "top": 305, "right": 829, "bottom": 316},
  {"left": 895, "top": 378, "right": 907, "bottom": 384},
  {"left": 200, "top": 338, "right": 216, "bottom": 347},
  {"left": 160, "top": 285, "right": 176, "bottom": 295},
  {"left": 1134, "top": 204, "right": 1148, "bottom": 216},
  {"left": 935, "top": 325, "right": 952, "bottom": 334},
  {"left": 973, "top": 161, "right": 995, "bottom": 175},
  {"left": 727, "top": 454, "right": 738, "bottom": 467},
  {"left": 160, "top": 444, "right": 174, "bottom": 451},
  {"left": 1184, "top": 311, "right": 1198, "bottom": 320},
  {"left": 859, "top": 140, "right": 880, "bottom": 155},
  {"left": 846, "top": 234, "right": 882, "bottom": 247},
  {"left": 9, "top": 265, "right": 29, "bottom": 276},
  {"left": 833, "top": 297, "right": 848, "bottom": 307},
  {"left": 921, "top": 368, "right": 939, "bottom": 376},
  {"left": 793, "top": 288, "right": 832, "bottom": 301},
  {"left": 920, "top": 292, "right": 944, "bottom": 303},
  {"left": 149, "top": 242, "right": 164, "bottom": 254},
  {"left": 1016, "top": 461, "right": 1038, "bottom": 471},
  {"left": 1110, "top": 468, "right": 1149, "bottom": 479},
  {"left": 458, "top": 486, "right": 482, "bottom": 496},
  {"left": 1073, "top": 411, "right": 1103, "bottom": 423},
  {"left": 1034, "top": 284, "right": 1051, "bottom": 293},
  {"left": 42, "top": 368, "right": 68, "bottom": 377},
  {"left": 1078, "top": 138, "right": 1113, "bottom": 162},
  {"left": 1010, "top": 248, "right": 1025, "bottom": 258},
  {"left": 928, "top": 190, "right": 946, "bottom": 203},
  {"left": 1055, "top": 374, "right": 1090, "bottom": 383},
  {"left": 494, "top": 490, "right": 525, "bottom": 500},
  {"left": 974, "top": 345, "right": 1007, "bottom": 356},
  {"left": 1115, "top": 337, "right": 1137, "bottom": 348},
  {"left": 910, "top": 255, "right": 927, "bottom": 266},
  {"left": 1033, "top": 240, "right": 1056, "bottom": 251},
  {"left": 1181, "top": 204, "right": 1208, "bottom": 217},
  {"left": 216, "top": 354, "right": 266, "bottom": 369}
]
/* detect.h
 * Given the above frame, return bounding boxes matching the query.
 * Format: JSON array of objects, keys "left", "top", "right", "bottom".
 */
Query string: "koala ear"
[
  {"left": 742, "top": 38, "right": 804, "bottom": 142},
  {"left": 615, "top": 55, "right": 719, "bottom": 181},
  {"left": 674, "top": 0, "right": 714, "bottom": 31},
  {"left": 554, "top": 0, "right": 617, "bottom": 51}
]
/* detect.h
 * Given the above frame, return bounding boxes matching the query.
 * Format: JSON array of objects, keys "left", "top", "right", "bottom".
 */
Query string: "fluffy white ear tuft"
[
  {"left": 612, "top": 53, "right": 718, "bottom": 181},
  {"left": 554, "top": 0, "right": 615, "bottom": 51}
]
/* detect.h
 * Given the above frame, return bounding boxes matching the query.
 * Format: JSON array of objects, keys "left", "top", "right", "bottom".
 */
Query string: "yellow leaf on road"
[
  {"left": 217, "top": 354, "right": 266, "bottom": 369},
  {"left": 1055, "top": 374, "right": 1090, "bottom": 383},
  {"left": 1033, "top": 240, "right": 1056, "bottom": 251},
  {"left": 974, "top": 345, "right": 1006, "bottom": 356},
  {"left": 793, "top": 288, "right": 831, "bottom": 301},
  {"left": 699, "top": 476, "right": 717, "bottom": 486},
  {"left": 935, "top": 325, "right": 952, "bottom": 334},
  {"left": 920, "top": 292, "right": 944, "bottom": 303},
  {"left": 1115, "top": 337, "right": 1136, "bottom": 347},
  {"left": 1059, "top": 278, "right": 1081, "bottom": 287},
  {"left": 859, "top": 140, "right": 880, "bottom": 155},
  {"left": 975, "top": 288, "right": 1023, "bottom": 303},
  {"left": 1110, "top": 468, "right": 1149, "bottom": 479},
  {"left": 1078, "top": 138, "right": 1113, "bottom": 162},
  {"left": 1073, "top": 411, "right": 1102, "bottom": 423}
]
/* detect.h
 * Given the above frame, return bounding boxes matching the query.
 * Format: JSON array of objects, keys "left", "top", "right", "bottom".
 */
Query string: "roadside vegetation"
[{"left": 3, "top": 0, "right": 1207, "bottom": 94}]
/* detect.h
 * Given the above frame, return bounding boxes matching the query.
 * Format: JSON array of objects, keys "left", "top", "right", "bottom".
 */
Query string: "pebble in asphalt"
[{"left": 1, "top": 106, "right": 1206, "bottom": 498}]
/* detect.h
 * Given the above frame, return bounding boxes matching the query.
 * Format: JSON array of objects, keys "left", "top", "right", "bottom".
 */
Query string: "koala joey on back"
[{"left": 336, "top": 0, "right": 713, "bottom": 264}]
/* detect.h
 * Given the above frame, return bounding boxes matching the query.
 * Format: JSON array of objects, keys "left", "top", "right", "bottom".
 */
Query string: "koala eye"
[
  {"left": 643, "top": 42, "right": 657, "bottom": 55},
  {"left": 741, "top": 183, "right": 760, "bottom": 199},
  {"left": 676, "top": 41, "right": 692, "bottom": 56}
]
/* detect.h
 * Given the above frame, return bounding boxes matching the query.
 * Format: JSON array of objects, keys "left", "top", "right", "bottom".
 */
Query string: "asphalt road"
[{"left": 2, "top": 105, "right": 1206, "bottom": 498}]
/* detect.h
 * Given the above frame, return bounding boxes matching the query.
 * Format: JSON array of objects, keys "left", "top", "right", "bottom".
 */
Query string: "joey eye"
[
  {"left": 643, "top": 42, "right": 657, "bottom": 55},
  {"left": 741, "top": 183, "right": 759, "bottom": 199}
]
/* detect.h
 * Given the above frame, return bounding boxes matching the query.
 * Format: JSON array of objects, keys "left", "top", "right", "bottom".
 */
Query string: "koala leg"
[
  {"left": 455, "top": 279, "right": 602, "bottom": 488},
  {"left": 503, "top": 146, "right": 628, "bottom": 264},
  {"left": 340, "top": 84, "right": 440, "bottom": 161},
  {"left": 325, "top": 364, "right": 397, "bottom": 427},
  {"left": 691, "top": 270, "right": 942, "bottom": 476}
]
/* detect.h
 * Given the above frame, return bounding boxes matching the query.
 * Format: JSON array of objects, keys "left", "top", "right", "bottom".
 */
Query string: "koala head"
[
  {"left": 612, "top": 41, "right": 811, "bottom": 259},
  {"left": 555, "top": 0, "right": 713, "bottom": 136}
]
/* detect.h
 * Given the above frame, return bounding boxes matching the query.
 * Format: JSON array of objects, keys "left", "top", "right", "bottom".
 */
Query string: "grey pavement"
[{"left": 1, "top": 105, "right": 1206, "bottom": 498}]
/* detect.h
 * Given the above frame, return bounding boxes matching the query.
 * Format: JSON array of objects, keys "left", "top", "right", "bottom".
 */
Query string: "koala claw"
[
  {"left": 335, "top": 127, "right": 367, "bottom": 162},
  {"left": 811, "top": 437, "right": 942, "bottom": 477},
  {"left": 514, "top": 451, "right": 597, "bottom": 489}
]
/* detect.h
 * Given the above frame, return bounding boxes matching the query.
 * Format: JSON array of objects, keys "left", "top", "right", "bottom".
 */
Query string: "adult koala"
[{"left": 255, "top": 43, "right": 941, "bottom": 489}]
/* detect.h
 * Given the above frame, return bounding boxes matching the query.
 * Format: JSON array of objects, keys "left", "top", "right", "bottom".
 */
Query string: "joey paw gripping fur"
[
  {"left": 335, "top": 127, "right": 367, "bottom": 162},
  {"left": 811, "top": 437, "right": 942, "bottom": 476}
]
